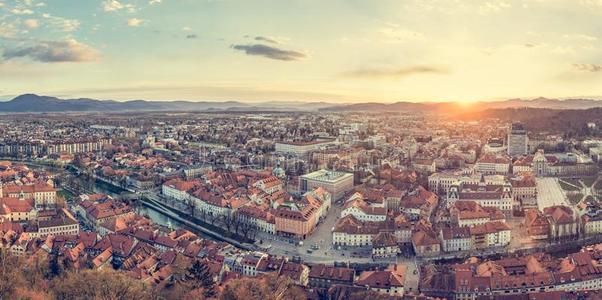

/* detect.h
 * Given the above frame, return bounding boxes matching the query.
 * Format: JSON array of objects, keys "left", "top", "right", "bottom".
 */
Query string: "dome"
[{"left": 272, "top": 166, "right": 286, "bottom": 179}]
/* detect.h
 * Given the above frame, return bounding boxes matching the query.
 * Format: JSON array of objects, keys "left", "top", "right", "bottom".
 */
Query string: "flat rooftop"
[{"left": 301, "top": 169, "right": 353, "bottom": 183}]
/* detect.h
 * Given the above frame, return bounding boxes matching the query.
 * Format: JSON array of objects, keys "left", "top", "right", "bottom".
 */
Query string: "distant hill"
[
  {"left": 1, "top": 94, "right": 601, "bottom": 113},
  {"left": 455, "top": 107, "right": 602, "bottom": 135},
  {"left": 321, "top": 97, "right": 602, "bottom": 112},
  {"left": 0, "top": 94, "right": 255, "bottom": 112}
]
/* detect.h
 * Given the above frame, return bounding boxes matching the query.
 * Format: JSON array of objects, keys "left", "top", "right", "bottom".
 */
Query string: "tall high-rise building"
[{"left": 507, "top": 122, "right": 528, "bottom": 157}]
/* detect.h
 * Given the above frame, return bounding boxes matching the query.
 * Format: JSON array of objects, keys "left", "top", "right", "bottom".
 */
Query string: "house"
[
  {"left": 440, "top": 226, "right": 472, "bottom": 252},
  {"left": 469, "top": 221, "right": 511, "bottom": 249},
  {"left": 355, "top": 264, "right": 406, "bottom": 296},
  {"left": 308, "top": 264, "right": 355, "bottom": 289},
  {"left": 543, "top": 205, "right": 579, "bottom": 240},
  {"left": 411, "top": 229, "right": 440, "bottom": 256},
  {"left": 372, "top": 232, "right": 399, "bottom": 259},
  {"left": 525, "top": 209, "right": 550, "bottom": 240},
  {"left": 340, "top": 194, "right": 387, "bottom": 222}
]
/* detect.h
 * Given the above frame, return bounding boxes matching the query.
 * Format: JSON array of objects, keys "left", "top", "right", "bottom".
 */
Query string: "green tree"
[{"left": 187, "top": 260, "right": 215, "bottom": 297}]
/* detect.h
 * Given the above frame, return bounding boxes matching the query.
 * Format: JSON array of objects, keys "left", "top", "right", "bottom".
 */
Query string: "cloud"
[
  {"left": 41, "top": 13, "right": 80, "bottom": 32},
  {"left": 103, "top": 0, "right": 135, "bottom": 12},
  {"left": 379, "top": 24, "right": 424, "bottom": 43},
  {"left": 580, "top": 0, "right": 602, "bottom": 7},
  {"left": 2, "top": 39, "right": 100, "bottom": 63},
  {"left": 341, "top": 65, "right": 449, "bottom": 78},
  {"left": 573, "top": 63, "right": 602, "bottom": 72},
  {"left": 0, "top": 21, "right": 19, "bottom": 38},
  {"left": 479, "top": 1, "right": 511, "bottom": 15},
  {"left": 23, "top": 19, "right": 39, "bottom": 29},
  {"left": 563, "top": 33, "right": 598, "bottom": 42},
  {"left": 186, "top": 34, "right": 198, "bottom": 39},
  {"left": 11, "top": 8, "right": 34, "bottom": 15},
  {"left": 231, "top": 44, "right": 306, "bottom": 61},
  {"left": 254, "top": 36, "right": 281, "bottom": 44},
  {"left": 127, "top": 18, "right": 144, "bottom": 27}
]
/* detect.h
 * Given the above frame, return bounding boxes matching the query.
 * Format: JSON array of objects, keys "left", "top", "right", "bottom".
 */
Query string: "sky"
[{"left": 0, "top": 0, "right": 602, "bottom": 103}]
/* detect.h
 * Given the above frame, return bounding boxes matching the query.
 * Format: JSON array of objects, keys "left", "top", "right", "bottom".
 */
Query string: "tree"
[
  {"left": 0, "top": 248, "right": 24, "bottom": 299},
  {"left": 51, "top": 269, "right": 153, "bottom": 300},
  {"left": 220, "top": 273, "right": 306, "bottom": 300},
  {"left": 46, "top": 254, "right": 63, "bottom": 279},
  {"left": 186, "top": 260, "right": 215, "bottom": 298}
]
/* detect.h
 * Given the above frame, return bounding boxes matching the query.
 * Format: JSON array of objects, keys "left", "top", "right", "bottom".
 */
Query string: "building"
[
  {"left": 237, "top": 205, "right": 276, "bottom": 235},
  {"left": 450, "top": 201, "right": 505, "bottom": 228},
  {"left": 447, "top": 178, "right": 513, "bottom": 216},
  {"left": 372, "top": 232, "right": 399, "bottom": 258},
  {"left": 299, "top": 169, "right": 354, "bottom": 201},
  {"left": 2, "top": 182, "right": 57, "bottom": 209},
  {"left": 275, "top": 140, "right": 334, "bottom": 157},
  {"left": 274, "top": 204, "right": 318, "bottom": 239},
  {"left": 412, "top": 230, "right": 440, "bottom": 256},
  {"left": 544, "top": 205, "right": 579, "bottom": 240},
  {"left": 474, "top": 154, "right": 511, "bottom": 175},
  {"left": 32, "top": 208, "right": 79, "bottom": 238},
  {"left": 513, "top": 150, "right": 598, "bottom": 177},
  {"left": 341, "top": 194, "right": 387, "bottom": 222},
  {"left": 469, "top": 221, "right": 511, "bottom": 249},
  {"left": 0, "top": 197, "right": 36, "bottom": 222},
  {"left": 507, "top": 122, "right": 528, "bottom": 157},
  {"left": 440, "top": 226, "right": 472, "bottom": 252},
  {"left": 524, "top": 209, "right": 550, "bottom": 240},
  {"left": 308, "top": 264, "right": 355, "bottom": 289},
  {"left": 510, "top": 174, "right": 538, "bottom": 210},
  {"left": 582, "top": 210, "right": 602, "bottom": 236},
  {"left": 332, "top": 215, "right": 380, "bottom": 247},
  {"left": 355, "top": 264, "right": 406, "bottom": 297}
]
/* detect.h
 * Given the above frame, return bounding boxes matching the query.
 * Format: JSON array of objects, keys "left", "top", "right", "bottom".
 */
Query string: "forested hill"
[{"left": 455, "top": 107, "right": 602, "bottom": 136}]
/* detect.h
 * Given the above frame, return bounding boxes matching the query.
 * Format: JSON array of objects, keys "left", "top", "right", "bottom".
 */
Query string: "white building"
[
  {"left": 299, "top": 169, "right": 354, "bottom": 201},
  {"left": 507, "top": 122, "right": 529, "bottom": 157},
  {"left": 275, "top": 140, "right": 335, "bottom": 157}
]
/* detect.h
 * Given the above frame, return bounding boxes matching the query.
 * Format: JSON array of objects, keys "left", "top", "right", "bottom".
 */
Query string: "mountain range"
[{"left": 0, "top": 94, "right": 601, "bottom": 113}]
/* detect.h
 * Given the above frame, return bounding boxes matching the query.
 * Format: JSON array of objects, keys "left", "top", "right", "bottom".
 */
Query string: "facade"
[
  {"left": 33, "top": 209, "right": 80, "bottom": 238},
  {"left": 582, "top": 211, "right": 602, "bottom": 236},
  {"left": 275, "top": 140, "right": 334, "bottom": 157},
  {"left": 0, "top": 197, "right": 36, "bottom": 222},
  {"left": 447, "top": 179, "right": 513, "bottom": 216},
  {"left": 524, "top": 209, "right": 550, "bottom": 240},
  {"left": 544, "top": 205, "right": 579, "bottom": 240},
  {"left": 332, "top": 215, "right": 380, "bottom": 247},
  {"left": 440, "top": 226, "right": 472, "bottom": 252},
  {"left": 274, "top": 205, "right": 318, "bottom": 239},
  {"left": 355, "top": 264, "right": 406, "bottom": 297},
  {"left": 469, "top": 221, "right": 511, "bottom": 249},
  {"left": 507, "top": 122, "right": 528, "bottom": 157},
  {"left": 474, "top": 155, "right": 511, "bottom": 175},
  {"left": 371, "top": 232, "right": 399, "bottom": 258},
  {"left": 513, "top": 150, "right": 598, "bottom": 177},
  {"left": 510, "top": 174, "right": 538, "bottom": 210},
  {"left": 237, "top": 205, "right": 276, "bottom": 235},
  {"left": 2, "top": 183, "right": 57, "bottom": 208},
  {"left": 308, "top": 264, "right": 355, "bottom": 289},
  {"left": 341, "top": 195, "right": 387, "bottom": 222},
  {"left": 299, "top": 169, "right": 354, "bottom": 201}
]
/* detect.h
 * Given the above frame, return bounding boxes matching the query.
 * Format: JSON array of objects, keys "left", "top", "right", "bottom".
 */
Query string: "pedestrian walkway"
[{"left": 536, "top": 177, "right": 570, "bottom": 211}]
